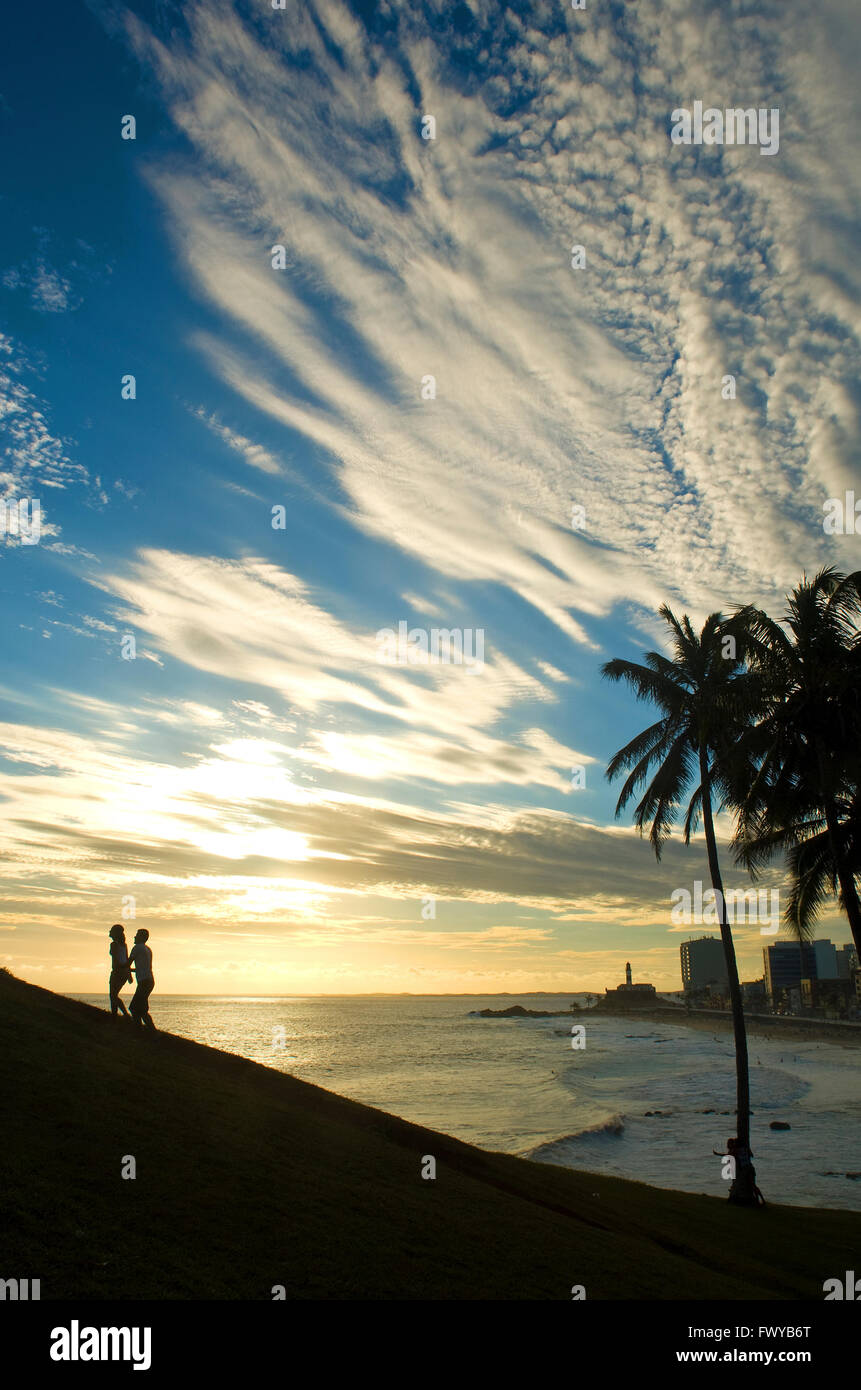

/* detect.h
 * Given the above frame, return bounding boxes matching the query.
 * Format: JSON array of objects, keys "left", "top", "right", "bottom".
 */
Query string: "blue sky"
[{"left": 1, "top": 0, "right": 859, "bottom": 994}]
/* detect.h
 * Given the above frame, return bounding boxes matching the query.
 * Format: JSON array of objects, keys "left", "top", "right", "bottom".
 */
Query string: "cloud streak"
[{"left": 117, "top": 0, "right": 861, "bottom": 635}]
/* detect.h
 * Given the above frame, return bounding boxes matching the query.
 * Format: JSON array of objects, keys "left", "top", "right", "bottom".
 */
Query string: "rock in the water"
[
  {"left": 769, "top": 1121, "right": 791, "bottom": 1131},
  {"left": 477, "top": 1003, "right": 571, "bottom": 1018}
]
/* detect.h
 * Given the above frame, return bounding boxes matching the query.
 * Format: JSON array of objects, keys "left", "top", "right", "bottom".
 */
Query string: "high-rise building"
[
  {"left": 813, "top": 940, "right": 838, "bottom": 980},
  {"left": 763, "top": 941, "right": 818, "bottom": 998},
  {"left": 680, "top": 936, "right": 728, "bottom": 993},
  {"left": 836, "top": 944, "right": 859, "bottom": 979}
]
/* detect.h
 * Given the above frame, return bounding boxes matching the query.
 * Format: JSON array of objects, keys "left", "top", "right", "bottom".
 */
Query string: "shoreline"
[
  {"left": 6, "top": 967, "right": 861, "bottom": 1299},
  {"left": 588, "top": 1005, "right": 861, "bottom": 1047},
  {"left": 476, "top": 1000, "right": 861, "bottom": 1046}
]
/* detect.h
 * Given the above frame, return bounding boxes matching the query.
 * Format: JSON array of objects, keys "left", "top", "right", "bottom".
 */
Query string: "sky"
[{"left": 0, "top": 0, "right": 859, "bottom": 996}]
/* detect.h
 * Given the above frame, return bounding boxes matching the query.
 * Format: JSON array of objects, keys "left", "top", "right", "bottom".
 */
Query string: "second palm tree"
[{"left": 603, "top": 607, "right": 763, "bottom": 1206}]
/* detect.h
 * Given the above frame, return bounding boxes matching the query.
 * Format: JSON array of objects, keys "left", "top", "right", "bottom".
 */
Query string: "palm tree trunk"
[{"left": 699, "top": 749, "right": 760, "bottom": 1205}]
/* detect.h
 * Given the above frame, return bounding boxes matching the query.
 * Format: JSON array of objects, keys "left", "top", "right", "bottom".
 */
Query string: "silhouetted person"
[
  {"left": 129, "top": 928, "right": 156, "bottom": 1031},
  {"left": 108, "top": 924, "right": 132, "bottom": 1018},
  {"left": 719, "top": 1136, "right": 765, "bottom": 1207}
]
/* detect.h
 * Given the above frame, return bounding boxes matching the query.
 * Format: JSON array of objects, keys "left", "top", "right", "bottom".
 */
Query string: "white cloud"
[
  {"left": 190, "top": 405, "right": 284, "bottom": 476},
  {"left": 0, "top": 333, "right": 88, "bottom": 546},
  {"left": 93, "top": 545, "right": 582, "bottom": 789},
  {"left": 536, "top": 660, "right": 569, "bottom": 683},
  {"left": 114, "top": 0, "right": 860, "bottom": 637}
]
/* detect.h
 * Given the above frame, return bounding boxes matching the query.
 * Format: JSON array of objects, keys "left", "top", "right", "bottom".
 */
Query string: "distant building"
[
  {"left": 741, "top": 979, "right": 767, "bottom": 1007},
  {"left": 813, "top": 940, "right": 838, "bottom": 981},
  {"left": 680, "top": 936, "right": 728, "bottom": 994},
  {"left": 800, "top": 976, "right": 856, "bottom": 1018},
  {"left": 603, "top": 961, "right": 657, "bottom": 1009},
  {"left": 763, "top": 941, "right": 818, "bottom": 1000},
  {"left": 836, "top": 945, "right": 859, "bottom": 980}
]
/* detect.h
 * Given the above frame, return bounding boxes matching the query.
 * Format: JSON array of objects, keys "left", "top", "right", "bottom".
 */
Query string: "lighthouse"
[{"left": 603, "top": 960, "right": 657, "bottom": 1009}]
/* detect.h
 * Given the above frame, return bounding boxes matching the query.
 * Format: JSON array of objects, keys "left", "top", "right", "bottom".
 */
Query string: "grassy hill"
[{"left": 1, "top": 969, "right": 857, "bottom": 1300}]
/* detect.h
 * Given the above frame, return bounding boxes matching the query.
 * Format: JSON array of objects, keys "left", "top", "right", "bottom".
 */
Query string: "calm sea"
[{"left": 71, "top": 991, "right": 861, "bottom": 1210}]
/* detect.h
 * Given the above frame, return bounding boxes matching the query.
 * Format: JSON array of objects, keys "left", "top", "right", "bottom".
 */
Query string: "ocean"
[{"left": 71, "top": 991, "right": 861, "bottom": 1210}]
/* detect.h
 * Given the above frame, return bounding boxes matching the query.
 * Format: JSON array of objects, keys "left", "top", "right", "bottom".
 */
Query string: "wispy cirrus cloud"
[
  {"left": 189, "top": 405, "right": 284, "bottom": 476},
  {"left": 114, "top": 0, "right": 860, "bottom": 638},
  {"left": 0, "top": 334, "right": 86, "bottom": 499},
  {"left": 0, "top": 704, "right": 727, "bottom": 904},
  {"left": 93, "top": 545, "right": 590, "bottom": 791}
]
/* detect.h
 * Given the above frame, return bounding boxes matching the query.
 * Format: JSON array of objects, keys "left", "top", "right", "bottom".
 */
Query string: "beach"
[
  {"left": 65, "top": 988, "right": 861, "bottom": 1211},
  {"left": 5, "top": 969, "right": 860, "bottom": 1301}
]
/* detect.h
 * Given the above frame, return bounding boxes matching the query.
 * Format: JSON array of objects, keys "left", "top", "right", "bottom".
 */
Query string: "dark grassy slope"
[{"left": 1, "top": 971, "right": 857, "bottom": 1301}]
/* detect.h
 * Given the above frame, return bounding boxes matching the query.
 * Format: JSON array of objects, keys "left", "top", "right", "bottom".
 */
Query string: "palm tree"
[
  {"left": 734, "top": 791, "right": 861, "bottom": 945},
  {"left": 602, "top": 607, "right": 763, "bottom": 1205},
  {"left": 730, "top": 569, "right": 861, "bottom": 957}
]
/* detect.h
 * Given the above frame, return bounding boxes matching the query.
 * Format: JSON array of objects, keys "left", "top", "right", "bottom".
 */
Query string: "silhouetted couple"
[{"left": 109, "top": 925, "right": 156, "bottom": 1030}]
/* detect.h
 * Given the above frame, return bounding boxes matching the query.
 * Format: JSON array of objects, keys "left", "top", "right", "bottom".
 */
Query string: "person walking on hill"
[
  {"left": 108, "top": 924, "right": 132, "bottom": 1018},
  {"left": 129, "top": 929, "right": 156, "bottom": 1031}
]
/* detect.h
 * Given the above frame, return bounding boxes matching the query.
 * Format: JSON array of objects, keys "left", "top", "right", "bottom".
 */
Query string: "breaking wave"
[{"left": 527, "top": 1113, "right": 626, "bottom": 1160}]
